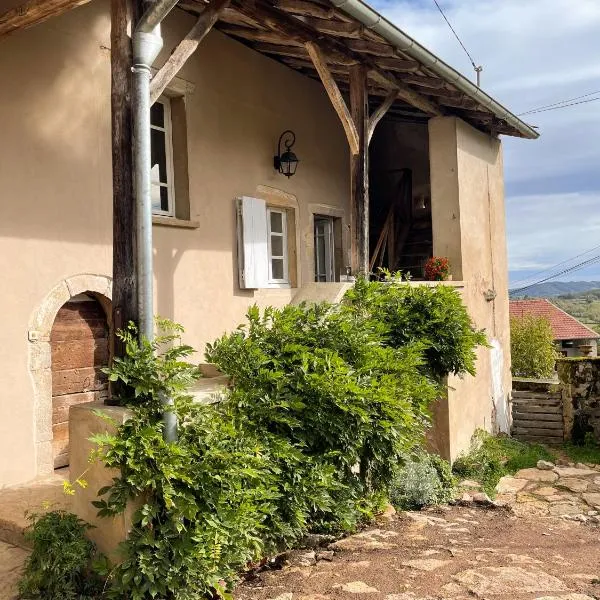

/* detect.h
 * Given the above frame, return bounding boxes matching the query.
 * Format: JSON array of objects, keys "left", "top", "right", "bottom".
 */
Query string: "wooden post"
[
  {"left": 110, "top": 0, "right": 138, "bottom": 387},
  {"left": 349, "top": 64, "right": 369, "bottom": 276}
]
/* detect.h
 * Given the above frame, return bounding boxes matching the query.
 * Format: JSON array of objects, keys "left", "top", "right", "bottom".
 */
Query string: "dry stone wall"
[{"left": 557, "top": 358, "right": 600, "bottom": 444}]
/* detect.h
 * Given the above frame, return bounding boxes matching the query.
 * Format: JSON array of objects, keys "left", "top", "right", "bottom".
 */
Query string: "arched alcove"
[{"left": 28, "top": 274, "right": 112, "bottom": 476}]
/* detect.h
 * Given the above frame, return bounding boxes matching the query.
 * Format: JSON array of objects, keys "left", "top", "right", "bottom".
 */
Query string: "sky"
[{"left": 370, "top": 0, "right": 600, "bottom": 287}]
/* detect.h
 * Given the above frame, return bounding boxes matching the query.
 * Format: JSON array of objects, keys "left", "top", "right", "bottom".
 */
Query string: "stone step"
[
  {"left": 0, "top": 472, "right": 70, "bottom": 549},
  {"left": 190, "top": 375, "right": 230, "bottom": 404}
]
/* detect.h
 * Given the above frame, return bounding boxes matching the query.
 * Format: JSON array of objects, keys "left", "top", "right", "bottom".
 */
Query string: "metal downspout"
[
  {"left": 132, "top": 0, "right": 179, "bottom": 441},
  {"left": 330, "top": 0, "right": 539, "bottom": 140}
]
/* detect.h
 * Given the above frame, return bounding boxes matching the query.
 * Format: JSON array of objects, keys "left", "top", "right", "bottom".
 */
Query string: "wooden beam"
[
  {"left": 281, "top": 57, "right": 347, "bottom": 75},
  {"left": 218, "top": 24, "right": 301, "bottom": 45},
  {"left": 305, "top": 41, "right": 360, "bottom": 156},
  {"left": 275, "top": 0, "right": 334, "bottom": 19},
  {"left": 368, "top": 69, "right": 442, "bottom": 116},
  {"left": 232, "top": 0, "right": 442, "bottom": 116},
  {"left": 150, "top": 0, "right": 231, "bottom": 104},
  {"left": 110, "top": 0, "right": 138, "bottom": 377},
  {"left": 367, "top": 90, "right": 398, "bottom": 144},
  {"left": 253, "top": 40, "right": 357, "bottom": 66},
  {"left": 349, "top": 64, "right": 369, "bottom": 275},
  {"left": 0, "top": 0, "right": 90, "bottom": 36},
  {"left": 346, "top": 38, "right": 395, "bottom": 57},
  {"left": 303, "top": 16, "right": 362, "bottom": 38},
  {"left": 372, "top": 56, "right": 419, "bottom": 72},
  {"left": 401, "top": 75, "right": 446, "bottom": 89}
]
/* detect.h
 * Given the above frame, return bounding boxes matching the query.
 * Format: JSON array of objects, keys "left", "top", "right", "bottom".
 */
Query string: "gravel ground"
[{"left": 234, "top": 505, "right": 600, "bottom": 600}]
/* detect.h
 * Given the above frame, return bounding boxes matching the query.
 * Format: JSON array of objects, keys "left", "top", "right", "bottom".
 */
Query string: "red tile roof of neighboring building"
[{"left": 509, "top": 298, "right": 600, "bottom": 341}]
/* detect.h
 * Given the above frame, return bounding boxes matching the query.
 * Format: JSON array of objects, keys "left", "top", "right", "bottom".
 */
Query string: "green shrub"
[
  {"left": 390, "top": 453, "right": 455, "bottom": 510},
  {"left": 206, "top": 301, "right": 438, "bottom": 491},
  {"left": 345, "top": 274, "right": 488, "bottom": 381},
  {"left": 91, "top": 277, "right": 487, "bottom": 599},
  {"left": 19, "top": 510, "right": 105, "bottom": 600},
  {"left": 452, "top": 430, "right": 555, "bottom": 496},
  {"left": 510, "top": 314, "right": 557, "bottom": 379}
]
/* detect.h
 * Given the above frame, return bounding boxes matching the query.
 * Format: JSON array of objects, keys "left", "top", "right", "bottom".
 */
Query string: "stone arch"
[{"left": 29, "top": 274, "right": 112, "bottom": 476}]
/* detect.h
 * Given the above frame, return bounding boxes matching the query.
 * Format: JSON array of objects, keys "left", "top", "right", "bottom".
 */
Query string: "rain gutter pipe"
[
  {"left": 330, "top": 0, "right": 539, "bottom": 140},
  {"left": 132, "top": 0, "right": 180, "bottom": 442}
]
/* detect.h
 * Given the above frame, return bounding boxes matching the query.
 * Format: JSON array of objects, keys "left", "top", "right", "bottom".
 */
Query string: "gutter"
[
  {"left": 330, "top": 0, "right": 539, "bottom": 140},
  {"left": 132, "top": 0, "right": 180, "bottom": 442}
]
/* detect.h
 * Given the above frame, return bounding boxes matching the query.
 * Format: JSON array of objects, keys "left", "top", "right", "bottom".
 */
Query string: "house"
[
  {"left": 0, "top": 0, "right": 537, "bottom": 487},
  {"left": 510, "top": 299, "right": 600, "bottom": 358}
]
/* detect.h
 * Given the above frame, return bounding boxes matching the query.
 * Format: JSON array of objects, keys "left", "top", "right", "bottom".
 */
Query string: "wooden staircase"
[{"left": 369, "top": 169, "right": 432, "bottom": 278}]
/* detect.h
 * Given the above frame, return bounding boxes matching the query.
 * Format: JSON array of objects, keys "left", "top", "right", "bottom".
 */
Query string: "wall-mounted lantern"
[{"left": 274, "top": 130, "right": 299, "bottom": 178}]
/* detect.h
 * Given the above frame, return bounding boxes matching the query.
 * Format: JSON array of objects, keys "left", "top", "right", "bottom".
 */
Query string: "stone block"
[
  {"left": 495, "top": 477, "right": 528, "bottom": 494},
  {"left": 69, "top": 401, "right": 135, "bottom": 563},
  {"left": 514, "top": 469, "right": 558, "bottom": 483}
]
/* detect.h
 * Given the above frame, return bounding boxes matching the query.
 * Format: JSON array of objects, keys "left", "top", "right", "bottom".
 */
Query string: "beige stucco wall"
[
  {"left": 0, "top": 1, "right": 349, "bottom": 486},
  {"left": 429, "top": 117, "right": 511, "bottom": 460}
]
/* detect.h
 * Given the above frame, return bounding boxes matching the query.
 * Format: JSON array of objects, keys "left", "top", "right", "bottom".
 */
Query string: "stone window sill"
[{"left": 152, "top": 216, "right": 199, "bottom": 229}]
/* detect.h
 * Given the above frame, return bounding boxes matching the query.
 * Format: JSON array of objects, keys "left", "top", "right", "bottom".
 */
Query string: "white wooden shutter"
[{"left": 237, "top": 196, "right": 269, "bottom": 289}]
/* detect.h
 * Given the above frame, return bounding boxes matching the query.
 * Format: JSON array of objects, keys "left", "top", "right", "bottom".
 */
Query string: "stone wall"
[{"left": 557, "top": 358, "right": 600, "bottom": 444}]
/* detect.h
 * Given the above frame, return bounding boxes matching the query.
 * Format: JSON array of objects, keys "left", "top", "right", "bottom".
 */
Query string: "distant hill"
[{"left": 509, "top": 281, "right": 600, "bottom": 298}]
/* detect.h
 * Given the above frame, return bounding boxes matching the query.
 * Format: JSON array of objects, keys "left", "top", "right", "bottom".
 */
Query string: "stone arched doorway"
[
  {"left": 29, "top": 274, "right": 112, "bottom": 476},
  {"left": 50, "top": 294, "right": 109, "bottom": 468}
]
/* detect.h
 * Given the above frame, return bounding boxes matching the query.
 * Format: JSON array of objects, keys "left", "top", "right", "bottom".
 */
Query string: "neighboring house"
[
  {"left": 510, "top": 299, "right": 600, "bottom": 358},
  {"left": 0, "top": 0, "right": 537, "bottom": 487}
]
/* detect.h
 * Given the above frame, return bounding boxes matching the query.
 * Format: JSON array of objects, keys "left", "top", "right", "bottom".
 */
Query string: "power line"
[
  {"left": 510, "top": 254, "right": 600, "bottom": 295},
  {"left": 519, "top": 96, "right": 600, "bottom": 116},
  {"left": 510, "top": 242, "right": 600, "bottom": 288},
  {"left": 431, "top": 0, "right": 482, "bottom": 85},
  {"left": 518, "top": 89, "right": 600, "bottom": 116}
]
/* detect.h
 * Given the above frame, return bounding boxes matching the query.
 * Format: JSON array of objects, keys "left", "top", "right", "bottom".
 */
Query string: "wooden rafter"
[
  {"left": 372, "top": 57, "right": 420, "bottom": 73},
  {"left": 217, "top": 24, "right": 301, "bottom": 45},
  {"left": 150, "top": 0, "right": 231, "bottom": 104},
  {"left": 0, "top": 0, "right": 91, "bottom": 37},
  {"left": 302, "top": 16, "right": 362, "bottom": 38},
  {"left": 367, "top": 90, "right": 398, "bottom": 144},
  {"left": 346, "top": 39, "right": 395, "bottom": 57},
  {"left": 231, "top": 0, "right": 442, "bottom": 117},
  {"left": 275, "top": 0, "right": 334, "bottom": 19},
  {"left": 305, "top": 41, "right": 360, "bottom": 155}
]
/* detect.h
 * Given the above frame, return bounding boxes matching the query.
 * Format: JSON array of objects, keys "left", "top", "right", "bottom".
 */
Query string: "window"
[
  {"left": 150, "top": 96, "right": 175, "bottom": 216},
  {"left": 237, "top": 197, "right": 294, "bottom": 289},
  {"left": 267, "top": 208, "right": 289, "bottom": 284},
  {"left": 314, "top": 216, "right": 335, "bottom": 282}
]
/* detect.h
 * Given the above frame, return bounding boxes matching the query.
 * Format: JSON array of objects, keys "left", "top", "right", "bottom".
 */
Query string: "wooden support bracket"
[
  {"left": 150, "top": 0, "right": 231, "bottom": 104},
  {"left": 305, "top": 40, "right": 360, "bottom": 155},
  {"left": 0, "top": 0, "right": 91, "bottom": 37},
  {"left": 367, "top": 89, "right": 397, "bottom": 144}
]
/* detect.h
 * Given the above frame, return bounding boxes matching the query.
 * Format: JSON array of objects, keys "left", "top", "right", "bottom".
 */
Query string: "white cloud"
[{"left": 372, "top": 0, "right": 600, "bottom": 280}]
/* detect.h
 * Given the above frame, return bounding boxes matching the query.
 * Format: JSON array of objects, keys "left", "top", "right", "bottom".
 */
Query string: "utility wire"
[
  {"left": 518, "top": 89, "right": 600, "bottom": 116},
  {"left": 431, "top": 0, "right": 482, "bottom": 83},
  {"left": 510, "top": 242, "right": 600, "bottom": 288},
  {"left": 519, "top": 96, "right": 600, "bottom": 116},
  {"left": 510, "top": 254, "right": 600, "bottom": 295}
]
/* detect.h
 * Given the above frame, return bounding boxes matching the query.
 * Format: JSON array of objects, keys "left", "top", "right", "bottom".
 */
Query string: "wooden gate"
[
  {"left": 511, "top": 389, "right": 564, "bottom": 445},
  {"left": 51, "top": 296, "right": 109, "bottom": 468}
]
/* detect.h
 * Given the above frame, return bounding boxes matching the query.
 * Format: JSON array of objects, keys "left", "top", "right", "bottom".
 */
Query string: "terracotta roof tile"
[{"left": 509, "top": 298, "right": 600, "bottom": 340}]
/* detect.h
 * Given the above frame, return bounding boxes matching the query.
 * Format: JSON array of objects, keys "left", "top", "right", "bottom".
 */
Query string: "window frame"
[
  {"left": 314, "top": 215, "right": 335, "bottom": 282},
  {"left": 150, "top": 96, "right": 176, "bottom": 218},
  {"left": 266, "top": 206, "right": 290, "bottom": 287}
]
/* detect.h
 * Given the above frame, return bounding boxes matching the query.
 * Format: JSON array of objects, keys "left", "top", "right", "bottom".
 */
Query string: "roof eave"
[{"left": 330, "top": 0, "right": 540, "bottom": 140}]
